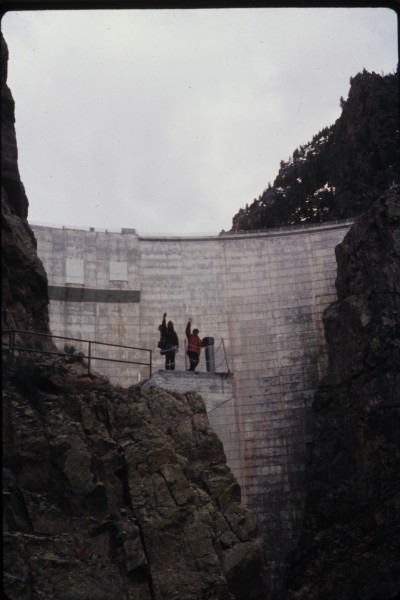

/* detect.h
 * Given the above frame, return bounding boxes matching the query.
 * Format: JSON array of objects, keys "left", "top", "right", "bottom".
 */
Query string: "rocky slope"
[
  {"left": 3, "top": 358, "right": 265, "bottom": 599},
  {"left": 231, "top": 70, "right": 399, "bottom": 231},
  {"left": 1, "top": 33, "right": 50, "bottom": 338},
  {"left": 285, "top": 189, "right": 400, "bottom": 599}
]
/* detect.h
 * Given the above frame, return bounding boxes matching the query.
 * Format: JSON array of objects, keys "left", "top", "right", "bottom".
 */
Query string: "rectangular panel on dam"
[{"left": 31, "top": 220, "right": 351, "bottom": 595}]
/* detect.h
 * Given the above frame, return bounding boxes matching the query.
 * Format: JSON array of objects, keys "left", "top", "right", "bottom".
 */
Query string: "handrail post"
[{"left": 221, "top": 337, "right": 230, "bottom": 373}]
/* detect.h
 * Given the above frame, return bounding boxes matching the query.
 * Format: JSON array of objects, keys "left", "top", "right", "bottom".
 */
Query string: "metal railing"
[{"left": 2, "top": 329, "right": 153, "bottom": 378}]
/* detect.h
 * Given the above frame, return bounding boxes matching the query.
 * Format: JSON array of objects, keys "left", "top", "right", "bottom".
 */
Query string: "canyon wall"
[
  {"left": 1, "top": 33, "right": 50, "bottom": 338},
  {"left": 286, "top": 189, "right": 400, "bottom": 600}
]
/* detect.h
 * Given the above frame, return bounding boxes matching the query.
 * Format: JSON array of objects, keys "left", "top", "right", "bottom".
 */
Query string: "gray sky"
[{"left": 1, "top": 7, "right": 398, "bottom": 234}]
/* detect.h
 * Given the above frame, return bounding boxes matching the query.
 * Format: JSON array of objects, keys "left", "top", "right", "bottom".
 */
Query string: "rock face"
[
  {"left": 285, "top": 189, "right": 400, "bottom": 599},
  {"left": 3, "top": 358, "right": 265, "bottom": 599},
  {"left": 231, "top": 70, "right": 399, "bottom": 230},
  {"left": 1, "top": 32, "right": 50, "bottom": 337}
]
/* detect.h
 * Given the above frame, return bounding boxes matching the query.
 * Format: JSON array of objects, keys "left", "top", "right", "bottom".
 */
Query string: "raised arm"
[
  {"left": 185, "top": 318, "right": 192, "bottom": 339},
  {"left": 161, "top": 312, "right": 167, "bottom": 336}
]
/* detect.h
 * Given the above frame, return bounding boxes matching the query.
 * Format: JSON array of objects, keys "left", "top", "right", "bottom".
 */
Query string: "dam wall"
[{"left": 31, "top": 220, "right": 351, "bottom": 596}]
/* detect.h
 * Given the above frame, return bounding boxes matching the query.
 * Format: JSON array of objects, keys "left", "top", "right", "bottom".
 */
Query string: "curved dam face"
[{"left": 31, "top": 220, "right": 351, "bottom": 596}]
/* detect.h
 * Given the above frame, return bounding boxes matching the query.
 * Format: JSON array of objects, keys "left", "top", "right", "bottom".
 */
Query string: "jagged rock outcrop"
[
  {"left": 285, "top": 189, "right": 400, "bottom": 599},
  {"left": 1, "top": 32, "right": 50, "bottom": 336},
  {"left": 3, "top": 358, "right": 265, "bottom": 599},
  {"left": 231, "top": 70, "right": 399, "bottom": 231}
]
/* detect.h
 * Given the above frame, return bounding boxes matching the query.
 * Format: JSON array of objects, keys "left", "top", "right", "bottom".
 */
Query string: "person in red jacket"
[{"left": 185, "top": 318, "right": 205, "bottom": 372}]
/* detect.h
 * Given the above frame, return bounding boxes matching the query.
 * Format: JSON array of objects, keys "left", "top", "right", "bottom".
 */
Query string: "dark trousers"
[
  {"left": 187, "top": 351, "right": 200, "bottom": 371},
  {"left": 165, "top": 349, "right": 176, "bottom": 370}
]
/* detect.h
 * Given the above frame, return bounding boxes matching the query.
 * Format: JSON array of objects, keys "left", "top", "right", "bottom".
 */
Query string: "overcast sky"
[{"left": 1, "top": 7, "right": 398, "bottom": 234}]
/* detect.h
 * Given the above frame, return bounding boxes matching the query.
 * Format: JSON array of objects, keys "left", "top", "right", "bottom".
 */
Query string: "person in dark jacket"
[
  {"left": 161, "top": 312, "right": 179, "bottom": 370},
  {"left": 185, "top": 318, "right": 205, "bottom": 372}
]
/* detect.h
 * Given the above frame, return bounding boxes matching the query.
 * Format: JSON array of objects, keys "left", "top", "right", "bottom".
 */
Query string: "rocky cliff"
[
  {"left": 231, "top": 70, "right": 399, "bottom": 231},
  {"left": 1, "top": 33, "right": 50, "bottom": 338},
  {"left": 285, "top": 189, "right": 400, "bottom": 599},
  {"left": 3, "top": 359, "right": 265, "bottom": 599},
  {"left": 1, "top": 32, "right": 265, "bottom": 600}
]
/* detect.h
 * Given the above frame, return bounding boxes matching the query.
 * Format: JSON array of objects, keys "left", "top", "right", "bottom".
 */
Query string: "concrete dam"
[{"left": 31, "top": 219, "right": 351, "bottom": 594}]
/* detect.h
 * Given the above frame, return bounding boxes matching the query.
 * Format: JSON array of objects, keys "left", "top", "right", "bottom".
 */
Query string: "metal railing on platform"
[{"left": 2, "top": 329, "right": 153, "bottom": 378}]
